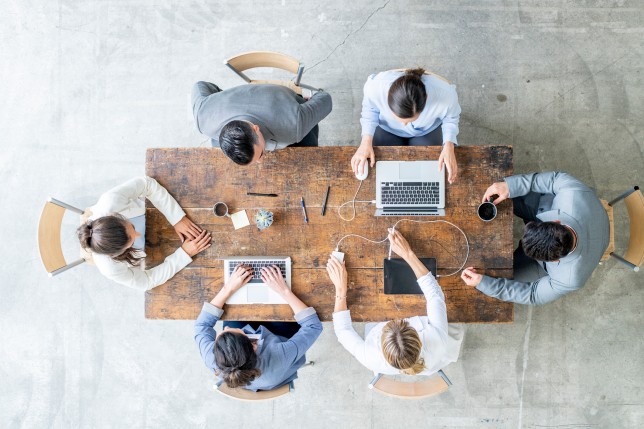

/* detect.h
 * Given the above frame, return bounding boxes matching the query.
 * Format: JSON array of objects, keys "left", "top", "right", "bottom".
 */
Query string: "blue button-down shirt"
[
  {"left": 360, "top": 70, "right": 461, "bottom": 144},
  {"left": 194, "top": 303, "right": 323, "bottom": 391}
]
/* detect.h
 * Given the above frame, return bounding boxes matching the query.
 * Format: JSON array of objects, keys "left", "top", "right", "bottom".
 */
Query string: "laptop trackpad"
[
  {"left": 247, "top": 285, "right": 269, "bottom": 303},
  {"left": 399, "top": 162, "right": 422, "bottom": 180}
]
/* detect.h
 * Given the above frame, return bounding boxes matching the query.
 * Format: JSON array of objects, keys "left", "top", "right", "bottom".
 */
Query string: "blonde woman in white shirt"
[
  {"left": 77, "top": 176, "right": 211, "bottom": 290},
  {"left": 326, "top": 228, "right": 462, "bottom": 375}
]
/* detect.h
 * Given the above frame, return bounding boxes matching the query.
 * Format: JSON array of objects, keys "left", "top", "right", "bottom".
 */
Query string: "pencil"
[{"left": 321, "top": 186, "right": 330, "bottom": 216}]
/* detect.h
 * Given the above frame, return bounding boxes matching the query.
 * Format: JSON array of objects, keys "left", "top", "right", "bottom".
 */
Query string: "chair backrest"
[
  {"left": 624, "top": 188, "right": 644, "bottom": 268},
  {"left": 224, "top": 51, "right": 304, "bottom": 86},
  {"left": 390, "top": 68, "right": 451, "bottom": 84},
  {"left": 38, "top": 198, "right": 87, "bottom": 277},
  {"left": 368, "top": 370, "right": 452, "bottom": 399},
  {"left": 215, "top": 382, "right": 292, "bottom": 401}
]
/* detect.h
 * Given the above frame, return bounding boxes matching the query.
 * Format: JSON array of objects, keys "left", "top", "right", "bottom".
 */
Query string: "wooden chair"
[
  {"left": 602, "top": 186, "right": 644, "bottom": 272},
  {"left": 368, "top": 370, "right": 452, "bottom": 399},
  {"left": 38, "top": 197, "right": 91, "bottom": 277},
  {"left": 215, "top": 381, "right": 292, "bottom": 401},
  {"left": 224, "top": 51, "right": 317, "bottom": 95},
  {"left": 391, "top": 68, "right": 451, "bottom": 84}
]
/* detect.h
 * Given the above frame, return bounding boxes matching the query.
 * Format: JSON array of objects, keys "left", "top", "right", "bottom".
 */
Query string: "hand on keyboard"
[
  {"left": 224, "top": 264, "right": 254, "bottom": 293},
  {"left": 261, "top": 265, "right": 290, "bottom": 296}
]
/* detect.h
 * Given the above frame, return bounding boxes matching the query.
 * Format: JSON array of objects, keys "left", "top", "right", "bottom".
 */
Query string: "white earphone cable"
[{"left": 334, "top": 219, "right": 469, "bottom": 278}]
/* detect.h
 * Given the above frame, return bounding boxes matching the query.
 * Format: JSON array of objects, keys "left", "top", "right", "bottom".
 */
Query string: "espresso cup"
[
  {"left": 477, "top": 198, "right": 497, "bottom": 221},
  {"left": 213, "top": 202, "right": 230, "bottom": 218}
]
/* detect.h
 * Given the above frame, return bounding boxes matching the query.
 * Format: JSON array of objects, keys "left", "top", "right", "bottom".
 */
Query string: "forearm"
[
  {"left": 210, "top": 285, "right": 235, "bottom": 309},
  {"left": 334, "top": 296, "right": 348, "bottom": 312},
  {"left": 402, "top": 252, "right": 430, "bottom": 279},
  {"left": 279, "top": 290, "right": 308, "bottom": 314}
]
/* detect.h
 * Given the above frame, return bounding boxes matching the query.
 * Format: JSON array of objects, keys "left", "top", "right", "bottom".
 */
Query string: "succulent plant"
[{"left": 254, "top": 209, "right": 274, "bottom": 231}]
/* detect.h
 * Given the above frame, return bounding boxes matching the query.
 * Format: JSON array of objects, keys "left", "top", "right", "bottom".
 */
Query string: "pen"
[
  {"left": 301, "top": 197, "right": 308, "bottom": 223},
  {"left": 247, "top": 192, "right": 278, "bottom": 197},
  {"left": 321, "top": 186, "right": 330, "bottom": 216}
]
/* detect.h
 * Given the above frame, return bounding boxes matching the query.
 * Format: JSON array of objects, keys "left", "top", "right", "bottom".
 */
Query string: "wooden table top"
[{"left": 145, "top": 146, "right": 514, "bottom": 323}]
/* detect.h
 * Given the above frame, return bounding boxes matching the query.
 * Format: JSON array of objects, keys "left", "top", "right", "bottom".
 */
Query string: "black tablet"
[{"left": 383, "top": 258, "right": 437, "bottom": 295}]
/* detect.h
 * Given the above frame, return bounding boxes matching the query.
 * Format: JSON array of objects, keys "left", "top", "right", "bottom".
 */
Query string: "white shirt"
[
  {"left": 89, "top": 176, "right": 192, "bottom": 291},
  {"left": 360, "top": 70, "right": 461, "bottom": 144},
  {"left": 333, "top": 273, "right": 462, "bottom": 375}
]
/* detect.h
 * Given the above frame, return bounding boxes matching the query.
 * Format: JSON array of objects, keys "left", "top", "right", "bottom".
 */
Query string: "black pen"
[
  {"left": 301, "top": 197, "right": 308, "bottom": 223},
  {"left": 247, "top": 192, "right": 278, "bottom": 197},
  {"left": 321, "top": 186, "right": 330, "bottom": 216}
]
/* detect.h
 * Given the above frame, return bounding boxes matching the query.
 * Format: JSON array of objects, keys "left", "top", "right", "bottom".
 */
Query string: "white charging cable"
[
  {"left": 337, "top": 180, "right": 375, "bottom": 222},
  {"left": 334, "top": 219, "right": 469, "bottom": 278}
]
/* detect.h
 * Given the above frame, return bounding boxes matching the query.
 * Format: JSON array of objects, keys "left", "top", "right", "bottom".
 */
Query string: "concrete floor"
[{"left": 1, "top": 1, "right": 643, "bottom": 428}]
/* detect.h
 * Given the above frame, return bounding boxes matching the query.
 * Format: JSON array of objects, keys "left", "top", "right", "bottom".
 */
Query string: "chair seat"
[{"left": 216, "top": 382, "right": 291, "bottom": 401}]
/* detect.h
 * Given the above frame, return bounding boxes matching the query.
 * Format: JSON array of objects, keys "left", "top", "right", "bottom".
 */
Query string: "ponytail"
[
  {"left": 214, "top": 331, "right": 262, "bottom": 388},
  {"left": 387, "top": 68, "right": 427, "bottom": 119},
  {"left": 76, "top": 214, "right": 143, "bottom": 266}
]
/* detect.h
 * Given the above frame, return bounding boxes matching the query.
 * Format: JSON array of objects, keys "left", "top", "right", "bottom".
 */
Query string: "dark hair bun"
[
  {"left": 78, "top": 221, "right": 93, "bottom": 250},
  {"left": 405, "top": 67, "right": 426, "bottom": 78}
]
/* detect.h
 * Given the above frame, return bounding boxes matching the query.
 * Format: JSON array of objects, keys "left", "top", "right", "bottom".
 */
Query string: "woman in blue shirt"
[
  {"left": 351, "top": 68, "right": 462, "bottom": 184},
  {"left": 194, "top": 265, "right": 323, "bottom": 391}
]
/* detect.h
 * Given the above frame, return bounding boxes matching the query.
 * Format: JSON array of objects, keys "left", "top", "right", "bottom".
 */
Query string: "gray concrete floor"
[{"left": 1, "top": 1, "right": 643, "bottom": 428}]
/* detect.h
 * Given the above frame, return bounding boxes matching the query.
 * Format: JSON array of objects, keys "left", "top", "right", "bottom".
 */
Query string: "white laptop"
[
  {"left": 222, "top": 256, "right": 292, "bottom": 304},
  {"left": 375, "top": 161, "right": 446, "bottom": 216}
]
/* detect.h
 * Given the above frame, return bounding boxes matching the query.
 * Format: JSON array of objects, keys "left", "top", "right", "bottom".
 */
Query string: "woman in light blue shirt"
[
  {"left": 351, "top": 68, "right": 462, "bottom": 183},
  {"left": 194, "top": 265, "right": 323, "bottom": 391}
]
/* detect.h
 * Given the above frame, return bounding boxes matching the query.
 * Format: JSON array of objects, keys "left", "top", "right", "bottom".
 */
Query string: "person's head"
[
  {"left": 219, "top": 120, "right": 267, "bottom": 166},
  {"left": 214, "top": 328, "right": 261, "bottom": 388},
  {"left": 522, "top": 221, "right": 574, "bottom": 262},
  {"left": 77, "top": 214, "right": 143, "bottom": 266},
  {"left": 381, "top": 319, "right": 425, "bottom": 375},
  {"left": 387, "top": 68, "right": 427, "bottom": 125}
]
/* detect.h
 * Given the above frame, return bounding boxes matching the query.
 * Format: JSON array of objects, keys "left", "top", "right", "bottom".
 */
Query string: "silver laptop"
[
  {"left": 223, "top": 256, "right": 292, "bottom": 304},
  {"left": 375, "top": 161, "right": 445, "bottom": 216}
]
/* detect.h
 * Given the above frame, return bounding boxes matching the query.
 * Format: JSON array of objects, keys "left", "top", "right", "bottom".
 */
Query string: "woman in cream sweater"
[{"left": 77, "top": 176, "right": 211, "bottom": 290}]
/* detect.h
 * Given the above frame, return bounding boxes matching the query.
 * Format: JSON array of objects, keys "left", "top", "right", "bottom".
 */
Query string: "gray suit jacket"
[
  {"left": 477, "top": 172, "right": 609, "bottom": 305},
  {"left": 192, "top": 82, "right": 332, "bottom": 148}
]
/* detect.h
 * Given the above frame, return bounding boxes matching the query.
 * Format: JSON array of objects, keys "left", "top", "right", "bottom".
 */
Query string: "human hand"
[
  {"left": 174, "top": 216, "right": 203, "bottom": 242},
  {"left": 438, "top": 141, "right": 458, "bottom": 184},
  {"left": 351, "top": 135, "right": 375, "bottom": 176},
  {"left": 387, "top": 228, "right": 414, "bottom": 260},
  {"left": 223, "top": 264, "right": 254, "bottom": 293},
  {"left": 326, "top": 255, "right": 348, "bottom": 295},
  {"left": 180, "top": 229, "right": 212, "bottom": 257},
  {"left": 461, "top": 267, "right": 483, "bottom": 287},
  {"left": 261, "top": 265, "right": 290, "bottom": 296},
  {"left": 482, "top": 181, "right": 510, "bottom": 205}
]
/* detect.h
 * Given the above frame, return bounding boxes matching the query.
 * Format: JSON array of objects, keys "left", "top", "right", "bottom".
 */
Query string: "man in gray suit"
[
  {"left": 460, "top": 171, "right": 609, "bottom": 305},
  {"left": 191, "top": 81, "right": 333, "bottom": 165}
]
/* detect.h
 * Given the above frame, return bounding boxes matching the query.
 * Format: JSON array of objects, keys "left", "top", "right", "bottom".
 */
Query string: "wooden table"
[{"left": 145, "top": 146, "right": 514, "bottom": 323}]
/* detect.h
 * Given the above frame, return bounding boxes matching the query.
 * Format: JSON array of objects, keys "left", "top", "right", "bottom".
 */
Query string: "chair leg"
[
  {"left": 608, "top": 186, "right": 639, "bottom": 206},
  {"left": 438, "top": 370, "right": 453, "bottom": 386},
  {"left": 48, "top": 197, "right": 85, "bottom": 215},
  {"left": 609, "top": 253, "right": 640, "bottom": 272},
  {"left": 49, "top": 258, "right": 86, "bottom": 277}
]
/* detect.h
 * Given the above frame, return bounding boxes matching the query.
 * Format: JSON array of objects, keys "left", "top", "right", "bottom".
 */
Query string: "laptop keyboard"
[
  {"left": 227, "top": 260, "right": 287, "bottom": 283},
  {"left": 381, "top": 182, "right": 440, "bottom": 205}
]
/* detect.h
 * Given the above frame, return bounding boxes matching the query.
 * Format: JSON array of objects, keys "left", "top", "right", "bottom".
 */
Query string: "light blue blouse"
[{"left": 360, "top": 70, "right": 461, "bottom": 144}]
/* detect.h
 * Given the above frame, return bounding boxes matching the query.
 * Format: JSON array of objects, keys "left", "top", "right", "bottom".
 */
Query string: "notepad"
[{"left": 230, "top": 210, "right": 250, "bottom": 230}]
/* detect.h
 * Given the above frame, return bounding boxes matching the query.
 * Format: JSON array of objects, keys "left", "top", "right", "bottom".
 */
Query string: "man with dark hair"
[
  {"left": 191, "top": 81, "right": 332, "bottom": 166},
  {"left": 460, "top": 172, "right": 610, "bottom": 305}
]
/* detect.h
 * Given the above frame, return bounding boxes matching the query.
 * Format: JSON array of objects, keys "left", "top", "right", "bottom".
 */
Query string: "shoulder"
[
  {"left": 364, "top": 70, "right": 404, "bottom": 92},
  {"left": 423, "top": 74, "right": 457, "bottom": 98}
]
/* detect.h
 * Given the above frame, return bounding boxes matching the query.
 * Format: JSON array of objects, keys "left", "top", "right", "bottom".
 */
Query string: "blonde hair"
[{"left": 381, "top": 319, "right": 425, "bottom": 375}]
